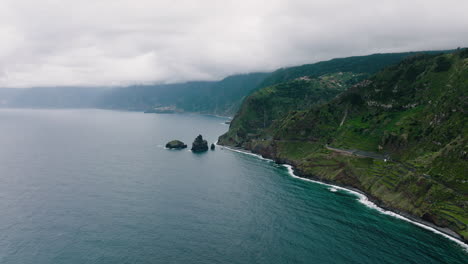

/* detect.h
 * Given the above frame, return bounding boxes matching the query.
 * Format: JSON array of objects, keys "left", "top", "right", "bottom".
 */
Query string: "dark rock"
[
  {"left": 165, "top": 140, "right": 187, "bottom": 149},
  {"left": 191, "top": 135, "right": 209, "bottom": 152},
  {"left": 210, "top": 143, "right": 215, "bottom": 150}
]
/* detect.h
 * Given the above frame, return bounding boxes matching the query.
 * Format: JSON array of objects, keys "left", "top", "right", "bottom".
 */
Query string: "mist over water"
[{"left": 0, "top": 109, "right": 466, "bottom": 264}]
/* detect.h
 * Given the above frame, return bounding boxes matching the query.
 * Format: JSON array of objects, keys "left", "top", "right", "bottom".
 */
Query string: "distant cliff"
[
  {"left": 95, "top": 72, "right": 270, "bottom": 116},
  {"left": 1, "top": 51, "right": 446, "bottom": 116},
  {"left": 0, "top": 73, "right": 269, "bottom": 116}
]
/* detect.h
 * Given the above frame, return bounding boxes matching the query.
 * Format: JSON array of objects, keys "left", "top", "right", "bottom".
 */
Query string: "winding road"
[{"left": 325, "top": 145, "right": 389, "bottom": 160}]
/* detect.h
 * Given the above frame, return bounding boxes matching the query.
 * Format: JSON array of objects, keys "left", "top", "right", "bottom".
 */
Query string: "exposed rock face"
[
  {"left": 210, "top": 143, "right": 215, "bottom": 150},
  {"left": 165, "top": 140, "right": 187, "bottom": 149},
  {"left": 191, "top": 135, "right": 208, "bottom": 152}
]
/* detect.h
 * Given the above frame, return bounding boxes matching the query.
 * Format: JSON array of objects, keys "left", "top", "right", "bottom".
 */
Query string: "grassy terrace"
[{"left": 220, "top": 50, "right": 468, "bottom": 240}]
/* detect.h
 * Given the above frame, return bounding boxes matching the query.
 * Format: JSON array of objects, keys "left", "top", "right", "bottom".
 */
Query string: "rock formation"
[
  {"left": 165, "top": 140, "right": 187, "bottom": 149},
  {"left": 191, "top": 135, "right": 208, "bottom": 152}
]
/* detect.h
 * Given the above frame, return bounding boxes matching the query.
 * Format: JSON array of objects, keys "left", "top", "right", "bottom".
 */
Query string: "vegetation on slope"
[
  {"left": 257, "top": 51, "right": 451, "bottom": 89},
  {"left": 2, "top": 51, "right": 447, "bottom": 115},
  {"left": 224, "top": 72, "right": 362, "bottom": 145},
  {"left": 219, "top": 49, "right": 468, "bottom": 241},
  {"left": 96, "top": 72, "right": 269, "bottom": 116},
  {"left": 0, "top": 73, "right": 269, "bottom": 116},
  {"left": 95, "top": 50, "right": 450, "bottom": 115}
]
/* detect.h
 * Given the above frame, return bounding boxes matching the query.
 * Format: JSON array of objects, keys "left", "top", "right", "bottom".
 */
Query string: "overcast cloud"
[{"left": 0, "top": 0, "right": 467, "bottom": 88}]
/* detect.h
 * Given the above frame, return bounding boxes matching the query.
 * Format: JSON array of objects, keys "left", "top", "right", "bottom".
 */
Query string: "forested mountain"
[
  {"left": 96, "top": 72, "right": 269, "bottom": 116},
  {"left": 96, "top": 52, "right": 434, "bottom": 115},
  {"left": 219, "top": 49, "right": 468, "bottom": 241},
  {"left": 256, "top": 51, "right": 450, "bottom": 89},
  {"left": 1, "top": 48, "right": 465, "bottom": 240},
  {"left": 0, "top": 73, "right": 269, "bottom": 116},
  {"left": 1, "top": 51, "right": 445, "bottom": 116}
]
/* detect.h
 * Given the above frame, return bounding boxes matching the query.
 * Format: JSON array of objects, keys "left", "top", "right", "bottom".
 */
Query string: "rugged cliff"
[{"left": 219, "top": 49, "right": 468, "bottom": 241}]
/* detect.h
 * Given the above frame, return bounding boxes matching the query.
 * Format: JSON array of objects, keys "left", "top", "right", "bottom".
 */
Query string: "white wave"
[
  {"left": 222, "top": 146, "right": 468, "bottom": 251},
  {"left": 283, "top": 164, "right": 468, "bottom": 251},
  {"left": 222, "top": 145, "right": 272, "bottom": 162}
]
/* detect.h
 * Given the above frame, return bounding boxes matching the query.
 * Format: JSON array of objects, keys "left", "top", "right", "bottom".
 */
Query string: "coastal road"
[{"left": 325, "top": 145, "right": 389, "bottom": 161}]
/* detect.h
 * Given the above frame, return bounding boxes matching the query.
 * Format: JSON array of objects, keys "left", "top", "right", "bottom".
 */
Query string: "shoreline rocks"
[
  {"left": 191, "top": 135, "right": 209, "bottom": 152},
  {"left": 165, "top": 140, "right": 187, "bottom": 149}
]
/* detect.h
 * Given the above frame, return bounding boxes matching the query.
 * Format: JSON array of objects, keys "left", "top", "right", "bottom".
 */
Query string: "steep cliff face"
[
  {"left": 96, "top": 72, "right": 270, "bottom": 116},
  {"left": 222, "top": 72, "right": 360, "bottom": 146},
  {"left": 219, "top": 50, "right": 468, "bottom": 241}
]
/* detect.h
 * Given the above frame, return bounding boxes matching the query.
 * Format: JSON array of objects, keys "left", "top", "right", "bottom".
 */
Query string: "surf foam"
[{"left": 223, "top": 146, "right": 468, "bottom": 251}]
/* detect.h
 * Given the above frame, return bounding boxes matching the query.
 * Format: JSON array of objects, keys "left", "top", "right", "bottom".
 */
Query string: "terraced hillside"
[{"left": 219, "top": 49, "right": 468, "bottom": 241}]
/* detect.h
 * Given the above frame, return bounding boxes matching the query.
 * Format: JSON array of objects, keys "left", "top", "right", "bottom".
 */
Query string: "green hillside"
[
  {"left": 257, "top": 51, "right": 451, "bottom": 89},
  {"left": 96, "top": 72, "right": 269, "bottom": 116},
  {"left": 219, "top": 49, "right": 468, "bottom": 241},
  {"left": 0, "top": 73, "right": 269, "bottom": 116},
  {"left": 97, "top": 51, "right": 448, "bottom": 116},
  {"left": 1, "top": 51, "right": 447, "bottom": 116},
  {"left": 223, "top": 72, "right": 363, "bottom": 145}
]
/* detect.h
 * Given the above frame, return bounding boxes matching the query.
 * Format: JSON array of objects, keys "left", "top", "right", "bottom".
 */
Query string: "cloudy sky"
[{"left": 0, "top": 0, "right": 467, "bottom": 88}]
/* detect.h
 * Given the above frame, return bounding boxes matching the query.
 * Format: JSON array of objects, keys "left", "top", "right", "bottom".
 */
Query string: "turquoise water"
[{"left": 0, "top": 109, "right": 466, "bottom": 264}]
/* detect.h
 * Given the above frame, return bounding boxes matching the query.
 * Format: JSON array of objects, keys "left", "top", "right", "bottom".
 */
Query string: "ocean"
[{"left": 0, "top": 109, "right": 465, "bottom": 263}]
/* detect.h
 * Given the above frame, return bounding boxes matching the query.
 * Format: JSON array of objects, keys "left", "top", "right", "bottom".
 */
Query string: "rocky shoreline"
[{"left": 219, "top": 143, "right": 468, "bottom": 248}]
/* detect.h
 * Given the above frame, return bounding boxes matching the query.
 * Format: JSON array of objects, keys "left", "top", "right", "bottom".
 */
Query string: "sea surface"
[{"left": 0, "top": 109, "right": 466, "bottom": 264}]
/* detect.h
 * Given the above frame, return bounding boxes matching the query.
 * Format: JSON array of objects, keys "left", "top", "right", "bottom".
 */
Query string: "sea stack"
[
  {"left": 191, "top": 135, "right": 209, "bottom": 152},
  {"left": 210, "top": 143, "right": 215, "bottom": 150},
  {"left": 165, "top": 140, "right": 187, "bottom": 149}
]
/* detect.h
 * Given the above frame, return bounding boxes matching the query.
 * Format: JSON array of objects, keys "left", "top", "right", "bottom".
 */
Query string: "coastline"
[{"left": 219, "top": 144, "right": 468, "bottom": 251}]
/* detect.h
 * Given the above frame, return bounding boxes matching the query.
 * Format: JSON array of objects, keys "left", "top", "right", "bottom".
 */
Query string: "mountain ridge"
[
  {"left": 0, "top": 50, "right": 452, "bottom": 116},
  {"left": 219, "top": 49, "right": 468, "bottom": 241}
]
